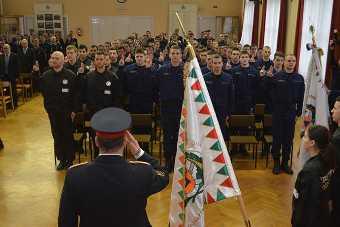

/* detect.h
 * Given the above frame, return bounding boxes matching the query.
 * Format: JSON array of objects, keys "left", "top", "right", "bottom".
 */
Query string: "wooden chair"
[
  {"left": 255, "top": 104, "right": 265, "bottom": 139},
  {"left": 0, "top": 81, "right": 14, "bottom": 117},
  {"left": 228, "top": 114, "right": 259, "bottom": 168},
  {"left": 261, "top": 114, "right": 273, "bottom": 167},
  {"left": 131, "top": 114, "right": 154, "bottom": 156},
  {"left": 20, "top": 73, "right": 34, "bottom": 99},
  {"left": 73, "top": 112, "right": 88, "bottom": 163},
  {"left": 16, "top": 77, "right": 26, "bottom": 104}
]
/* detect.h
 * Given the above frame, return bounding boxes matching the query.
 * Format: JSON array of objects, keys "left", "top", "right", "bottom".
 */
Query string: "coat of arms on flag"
[{"left": 169, "top": 55, "right": 245, "bottom": 227}]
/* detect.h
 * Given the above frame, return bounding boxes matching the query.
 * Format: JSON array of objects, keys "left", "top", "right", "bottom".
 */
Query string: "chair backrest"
[
  {"left": 263, "top": 114, "right": 272, "bottom": 128},
  {"left": 263, "top": 114, "right": 272, "bottom": 134},
  {"left": 131, "top": 114, "right": 153, "bottom": 128},
  {"left": 229, "top": 115, "right": 255, "bottom": 128},
  {"left": 255, "top": 104, "right": 265, "bottom": 121},
  {"left": 1, "top": 81, "right": 12, "bottom": 98},
  {"left": 73, "top": 112, "right": 85, "bottom": 131}
]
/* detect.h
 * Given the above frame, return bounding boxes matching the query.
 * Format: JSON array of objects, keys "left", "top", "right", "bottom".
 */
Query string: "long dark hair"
[{"left": 308, "top": 125, "right": 336, "bottom": 170}]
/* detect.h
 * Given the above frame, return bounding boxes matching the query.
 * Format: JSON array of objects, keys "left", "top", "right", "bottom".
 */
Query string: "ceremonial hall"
[{"left": 0, "top": 0, "right": 339, "bottom": 226}]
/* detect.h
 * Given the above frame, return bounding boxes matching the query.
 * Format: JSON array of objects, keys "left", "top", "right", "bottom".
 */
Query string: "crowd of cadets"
[{"left": 1, "top": 30, "right": 309, "bottom": 174}]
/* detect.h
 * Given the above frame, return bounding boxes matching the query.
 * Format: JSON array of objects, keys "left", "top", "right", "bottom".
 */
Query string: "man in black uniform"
[
  {"left": 156, "top": 45, "right": 184, "bottom": 171},
  {"left": 331, "top": 96, "right": 340, "bottom": 226},
  {"left": 204, "top": 54, "right": 234, "bottom": 139},
  {"left": 58, "top": 107, "right": 169, "bottom": 227},
  {"left": 40, "top": 51, "right": 77, "bottom": 170},
  {"left": 229, "top": 50, "right": 259, "bottom": 114},
  {"left": 124, "top": 48, "right": 157, "bottom": 114},
  {"left": 83, "top": 52, "right": 122, "bottom": 157},
  {"left": 265, "top": 54, "right": 305, "bottom": 175},
  {"left": 78, "top": 44, "right": 92, "bottom": 67}
]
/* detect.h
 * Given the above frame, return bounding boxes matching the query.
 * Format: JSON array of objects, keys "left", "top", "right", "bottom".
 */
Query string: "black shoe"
[
  {"left": 281, "top": 162, "right": 293, "bottom": 175},
  {"left": 56, "top": 161, "right": 66, "bottom": 171},
  {"left": 64, "top": 161, "right": 73, "bottom": 170},
  {"left": 272, "top": 159, "right": 281, "bottom": 175}
]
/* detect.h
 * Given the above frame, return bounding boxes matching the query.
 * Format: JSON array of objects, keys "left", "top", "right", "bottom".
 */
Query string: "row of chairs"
[
  {"left": 71, "top": 104, "right": 284, "bottom": 170},
  {"left": 0, "top": 73, "right": 34, "bottom": 117}
]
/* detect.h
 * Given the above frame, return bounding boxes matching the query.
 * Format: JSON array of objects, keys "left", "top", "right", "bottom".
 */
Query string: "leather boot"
[{"left": 272, "top": 159, "right": 281, "bottom": 175}]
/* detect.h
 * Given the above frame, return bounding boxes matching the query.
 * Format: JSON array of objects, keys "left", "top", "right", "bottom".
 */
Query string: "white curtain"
[
  {"left": 263, "top": 0, "right": 281, "bottom": 58},
  {"left": 240, "top": 0, "right": 255, "bottom": 45},
  {"left": 298, "top": 0, "right": 334, "bottom": 80}
]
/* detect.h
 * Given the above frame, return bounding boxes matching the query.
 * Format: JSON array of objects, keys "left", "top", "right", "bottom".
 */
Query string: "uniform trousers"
[
  {"left": 271, "top": 110, "right": 296, "bottom": 161},
  {"left": 47, "top": 111, "right": 75, "bottom": 162},
  {"left": 160, "top": 100, "right": 182, "bottom": 162}
]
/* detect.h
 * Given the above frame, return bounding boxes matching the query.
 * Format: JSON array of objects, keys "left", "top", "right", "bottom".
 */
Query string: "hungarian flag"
[
  {"left": 169, "top": 57, "right": 241, "bottom": 226},
  {"left": 300, "top": 47, "right": 330, "bottom": 165}
]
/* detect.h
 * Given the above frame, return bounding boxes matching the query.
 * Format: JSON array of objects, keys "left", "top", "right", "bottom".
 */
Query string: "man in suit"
[
  {"left": 17, "top": 38, "right": 35, "bottom": 74},
  {"left": 58, "top": 107, "right": 169, "bottom": 227},
  {"left": 0, "top": 44, "right": 19, "bottom": 107}
]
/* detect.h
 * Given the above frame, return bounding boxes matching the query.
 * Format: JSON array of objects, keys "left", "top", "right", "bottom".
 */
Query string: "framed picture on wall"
[
  {"left": 37, "top": 14, "right": 44, "bottom": 21},
  {"left": 53, "top": 14, "right": 61, "bottom": 20},
  {"left": 45, "top": 21, "right": 53, "bottom": 29},
  {"left": 45, "top": 14, "right": 53, "bottom": 21},
  {"left": 54, "top": 22, "right": 61, "bottom": 29},
  {"left": 37, "top": 22, "right": 45, "bottom": 29}
]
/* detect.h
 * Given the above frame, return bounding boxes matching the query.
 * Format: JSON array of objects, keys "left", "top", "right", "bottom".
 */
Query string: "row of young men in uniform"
[{"left": 40, "top": 41, "right": 305, "bottom": 176}]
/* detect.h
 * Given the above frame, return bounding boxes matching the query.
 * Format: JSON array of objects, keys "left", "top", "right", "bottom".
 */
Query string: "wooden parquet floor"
[{"left": 0, "top": 96, "right": 302, "bottom": 227}]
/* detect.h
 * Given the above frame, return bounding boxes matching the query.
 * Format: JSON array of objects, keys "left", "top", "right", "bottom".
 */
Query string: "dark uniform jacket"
[
  {"left": 58, "top": 152, "right": 169, "bottom": 227},
  {"left": 204, "top": 72, "right": 234, "bottom": 119},
  {"left": 156, "top": 63, "right": 184, "bottom": 102},
  {"left": 84, "top": 70, "right": 122, "bottom": 116},
  {"left": 265, "top": 71, "right": 305, "bottom": 116},
  {"left": 123, "top": 63, "right": 157, "bottom": 113},
  {"left": 229, "top": 66, "right": 259, "bottom": 114},
  {"left": 40, "top": 68, "right": 77, "bottom": 113},
  {"left": 292, "top": 154, "right": 333, "bottom": 227}
]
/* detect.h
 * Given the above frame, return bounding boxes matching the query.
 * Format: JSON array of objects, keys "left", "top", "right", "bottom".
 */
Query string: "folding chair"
[{"left": 228, "top": 115, "right": 259, "bottom": 168}]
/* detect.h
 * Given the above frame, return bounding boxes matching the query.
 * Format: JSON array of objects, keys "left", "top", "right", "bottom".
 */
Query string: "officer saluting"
[{"left": 58, "top": 107, "right": 169, "bottom": 227}]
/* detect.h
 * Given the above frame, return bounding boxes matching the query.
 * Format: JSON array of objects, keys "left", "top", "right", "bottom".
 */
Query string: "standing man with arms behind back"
[{"left": 40, "top": 51, "right": 77, "bottom": 170}]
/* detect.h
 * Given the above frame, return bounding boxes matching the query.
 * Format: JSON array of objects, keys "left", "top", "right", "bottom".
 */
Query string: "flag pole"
[{"left": 175, "top": 12, "right": 251, "bottom": 227}]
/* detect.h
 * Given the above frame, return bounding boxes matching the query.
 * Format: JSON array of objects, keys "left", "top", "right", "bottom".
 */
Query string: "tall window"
[
  {"left": 298, "top": 0, "right": 334, "bottom": 80},
  {"left": 263, "top": 0, "right": 281, "bottom": 58},
  {"left": 240, "top": 0, "right": 255, "bottom": 46}
]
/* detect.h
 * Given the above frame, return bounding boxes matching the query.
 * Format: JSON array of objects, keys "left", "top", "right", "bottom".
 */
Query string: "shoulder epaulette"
[
  {"left": 129, "top": 160, "right": 150, "bottom": 166},
  {"left": 69, "top": 162, "right": 88, "bottom": 169}
]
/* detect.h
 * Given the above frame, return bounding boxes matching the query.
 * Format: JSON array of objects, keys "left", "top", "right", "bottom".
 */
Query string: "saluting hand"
[
  {"left": 32, "top": 61, "right": 40, "bottom": 72},
  {"left": 259, "top": 66, "right": 266, "bottom": 77},
  {"left": 119, "top": 57, "right": 125, "bottom": 66},
  {"left": 125, "top": 131, "right": 141, "bottom": 156},
  {"left": 78, "top": 63, "right": 85, "bottom": 74},
  {"left": 158, "top": 52, "right": 164, "bottom": 62},
  {"left": 267, "top": 66, "right": 273, "bottom": 78},
  {"left": 125, "top": 54, "right": 132, "bottom": 63},
  {"left": 145, "top": 56, "right": 152, "bottom": 68},
  {"left": 224, "top": 62, "right": 231, "bottom": 70}
]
